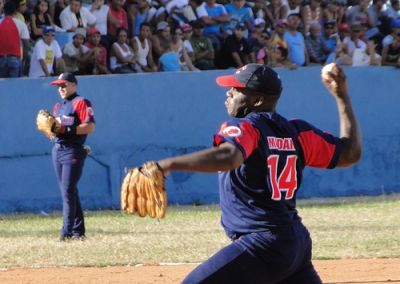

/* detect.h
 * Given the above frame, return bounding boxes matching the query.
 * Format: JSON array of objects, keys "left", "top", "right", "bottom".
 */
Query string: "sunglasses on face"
[{"left": 58, "top": 84, "right": 68, "bottom": 88}]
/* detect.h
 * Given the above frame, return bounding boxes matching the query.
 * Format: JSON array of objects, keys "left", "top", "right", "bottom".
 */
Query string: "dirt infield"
[{"left": 1, "top": 259, "right": 399, "bottom": 284}]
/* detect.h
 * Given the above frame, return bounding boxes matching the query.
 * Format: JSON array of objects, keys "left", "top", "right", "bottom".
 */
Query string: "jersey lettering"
[
  {"left": 267, "top": 136, "right": 295, "bottom": 151},
  {"left": 267, "top": 155, "right": 298, "bottom": 200}
]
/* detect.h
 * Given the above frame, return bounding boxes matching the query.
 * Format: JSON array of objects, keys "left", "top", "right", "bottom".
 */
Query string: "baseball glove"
[
  {"left": 121, "top": 161, "right": 167, "bottom": 218},
  {"left": 36, "top": 109, "right": 63, "bottom": 139}
]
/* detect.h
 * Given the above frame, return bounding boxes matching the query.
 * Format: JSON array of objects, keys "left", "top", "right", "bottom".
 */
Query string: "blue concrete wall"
[{"left": 0, "top": 67, "right": 399, "bottom": 213}]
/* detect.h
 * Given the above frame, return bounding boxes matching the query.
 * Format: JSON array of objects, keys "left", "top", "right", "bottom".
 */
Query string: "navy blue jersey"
[
  {"left": 213, "top": 112, "right": 342, "bottom": 238},
  {"left": 53, "top": 93, "right": 95, "bottom": 146}
]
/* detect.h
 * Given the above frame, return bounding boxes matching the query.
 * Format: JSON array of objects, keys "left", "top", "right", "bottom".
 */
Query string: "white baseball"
[{"left": 321, "top": 63, "right": 335, "bottom": 75}]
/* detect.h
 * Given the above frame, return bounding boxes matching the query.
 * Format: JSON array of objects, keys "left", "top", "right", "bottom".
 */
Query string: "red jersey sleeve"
[{"left": 72, "top": 99, "right": 95, "bottom": 124}]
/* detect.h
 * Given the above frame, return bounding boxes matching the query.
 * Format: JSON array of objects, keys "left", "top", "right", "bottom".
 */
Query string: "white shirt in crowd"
[
  {"left": 60, "top": 5, "right": 96, "bottom": 31},
  {"left": 89, "top": 4, "right": 109, "bottom": 35},
  {"left": 29, "top": 39, "right": 62, "bottom": 78}
]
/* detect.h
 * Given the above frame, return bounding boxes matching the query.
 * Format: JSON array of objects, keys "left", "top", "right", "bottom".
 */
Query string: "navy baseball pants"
[
  {"left": 52, "top": 144, "right": 87, "bottom": 238},
  {"left": 182, "top": 220, "right": 322, "bottom": 284}
]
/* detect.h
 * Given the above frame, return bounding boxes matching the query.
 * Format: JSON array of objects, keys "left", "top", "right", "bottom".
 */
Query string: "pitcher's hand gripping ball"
[
  {"left": 36, "top": 109, "right": 63, "bottom": 139},
  {"left": 121, "top": 161, "right": 167, "bottom": 218}
]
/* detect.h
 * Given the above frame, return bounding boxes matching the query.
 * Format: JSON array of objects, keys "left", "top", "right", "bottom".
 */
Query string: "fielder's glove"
[
  {"left": 36, "top": 109, "right": 63, "bottom": 139},
  {"left": 121, "top": 161, "right": 167, "bottom": 218}
]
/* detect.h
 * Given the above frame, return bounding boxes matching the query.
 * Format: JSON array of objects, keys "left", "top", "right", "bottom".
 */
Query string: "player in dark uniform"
[
  {"left": 157, "top": 63, "right": 361, "bottom": 283},
  {"left": 50, "top": 72, "right": 95, "bottom": 241}
]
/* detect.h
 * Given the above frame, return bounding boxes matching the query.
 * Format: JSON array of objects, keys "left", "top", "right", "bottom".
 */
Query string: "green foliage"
[{"left": 0, "top": 199, "right": 399, "bottom": 268}]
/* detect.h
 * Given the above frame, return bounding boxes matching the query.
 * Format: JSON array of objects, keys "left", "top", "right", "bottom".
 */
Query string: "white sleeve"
[
  {"left": 60, "top": 8, "right": 73, "bottom": 30},
  {"left": 82, "top": 7, "right": 97, "bottom": 26},
  {"left": 36, "top": 41, "right": 47, "bottom": 60},
  {"left": 13, "top": 19, "right": 30, "bottom": 40},
  {"left": 54, "top": 41, "right": 63, "bottom": 58},
  {"left": 196, "top": 4, "right": 208, "bottom": 18}
]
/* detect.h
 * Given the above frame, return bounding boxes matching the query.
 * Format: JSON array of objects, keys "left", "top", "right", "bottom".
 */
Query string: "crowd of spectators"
[{"left": 1, "top": 0, "right": 400, "bottom": 78}]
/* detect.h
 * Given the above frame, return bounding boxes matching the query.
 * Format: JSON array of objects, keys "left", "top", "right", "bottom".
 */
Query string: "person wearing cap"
[
  {"left": 84, "top": 26, "right": 111, "bottom": 74},
  {"left": 0, "top": 0, "right": 30, "bottom": 78},
  {"left": 62, "top": 29, "right": 97, "bottom": 74},
  {"left": 189, "top": 19, "right": 215, "bottom": 70},
  {"left": 217, "top": 23, "right": 256, "bottom": 68},
  {"left": 154, "top": 63, "right": 361, "bottom": 283},
  {"left": 284, "top": 13, "right": 309, "bottom": 66},
  {"left": 29, "top": 25, "right": 65, "bottom": 77},
  {"left": 49, "top": 72, "right": 95, "bottom": 241}
]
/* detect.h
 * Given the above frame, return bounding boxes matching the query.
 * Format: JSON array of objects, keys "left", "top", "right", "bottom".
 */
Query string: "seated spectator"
[
  {"left": 14, "top": 0, "right": 28, "bottom": 24},
  {"left": 381, "top": 30, "right": 400, "bottom": 66},
  {"left": 131, "top": 22, "right": 158, "bottom": 72},
  {"left": 110, "top": 27, "right": 141, "bottom": 73},
  {"left": 321, "top": 20, "right": 340, "bottom": 63},
  {"left": 29, "top": 25, "right": 65, "bottom": 77},
  {"left": 368, "top": 0, "right": 386, "bottom": 29},
  {"left": 251, "top": 0, "right": 269, "bottom": 27},
  {"left": 382, "top": 19, "right": 400, "bottom": 47},
  {"left": 341, "top": 22, "right": 381, "bottom": 66},
  {"left": 256, "top": 30, "right": 274, "bottom": 64},
  {"left": 269, "top": 44, "right": 297, "bottom": 68},
  {"left": 338, "top": 22, "right": 351, "bottom": 41},
  {"left": 107, "top": 0, "right": 128, "bottom": 39},
  {"left": 189, "top": 19, "right": 215, "bottom": 70},
  {"left": 322, "top": 0, "right": 343, "bottom": 26},
  {"left": 84, "top": 27, "right": 111, "bottom": 74},
  {"left": 284, "top": 0, "right": 302, "bottom": 20},
  {"left": 346, "top": 0, "right": 374, "bottom": 28},
  {"left": 224, "top": 0, "right": 253, "bottom": 36},
  {"left": 181, "top": 23, "right": 195, "bottom": 62},
  {"left": 271, "top": 18, "right": 288, "bottom": 48},
  {"left": 301, "top": 0, "right": 322, "bottom": 36},
  {"left": 247, "top": 17, "right": 266, "bottom": 54},
  {"left": 60, "top": 0, "right": 96, "bottom": 32},
  {"left": 62, "top": 30, "right": 96, "bottom": 74},
  {"left": 159, "top": 38, "right": 181, "bottom": 71},
  {"left": 284, "top": 13, "right": 309, "bottom": 66},
  {"left": 0, "top": 0, "right": 30, "bottom": 78},
  {"left": 216, "top": 23, "right": 255, "bottom": 68},
  {"left": 30, "top": 0, "right": 63, "bottom": 41},
  {"left": 171, "top": 26, "right": 196, "bottom": 71},
  {"left": 305, "top": 22, "right": 326, "bottom": 64}
]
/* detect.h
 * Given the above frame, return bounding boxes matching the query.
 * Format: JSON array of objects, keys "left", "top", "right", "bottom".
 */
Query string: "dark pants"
[
  {"left": 0, "top": 56, "right": 21, "bottom": 78},
  {"left": 52, "top": 144, "right": 87, "bottom": 238},
  {"left": 182, "top": 221, "right": 322, "bottom": 284}
]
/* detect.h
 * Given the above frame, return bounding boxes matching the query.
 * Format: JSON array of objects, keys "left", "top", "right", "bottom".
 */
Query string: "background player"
[
  {"left": 50, "top": 72, "right": 95, "bottom": 241},
  {"left": 157, "top": 63, "right": 361, "bottom": 283}
]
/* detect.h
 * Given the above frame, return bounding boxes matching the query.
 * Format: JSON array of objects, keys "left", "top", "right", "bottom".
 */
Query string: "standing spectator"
[
  {"left": 381, "top": 30, "right": 400, "bottom": 66},
  {"left": 189, "top": 19, "right": 215, "bottom": 70},
  {"left": 110, "top": 27, "right": 141, "bottom": 73},
  {"left": 60, "top": 0, "right": 96, "bottom": 32},
  {"left": 247, "top": 18, "right": 266, "bottom": 54},
  {"left": 200, "top": 0, "right": 230, "bottom": 53},
  {"left": 89, "top": 0, "right": 109, "bottom": 47},
  {"left": 224, "top": 0, "right": 253, "bottom": 36},
  {"left": 130, "top": 0, "right": 157, "bottom": 37},
  {"left": 301, "top": 0, "right": 322, "bottom": 36},
  {"left": 131, "top": 22, "right": 158, "bottom": 72},
  {"left": 321, "top": 20, "right": 340, "bottom": 63},
  {"left": 284, "top": 13, "right": 309, "bottom": 66},
  {"left": 152, "top": 21, "right": 171, "bottom": 64},
  {"left": 0, "top": 1, "right": 30, "bottom": 78},
  {"left": 50, "top": 0, "right": 68, "bottom": 28},
  {"left": 62, "top": 30, "right": 96, "bottom": 74},
  {"left": 29, "top": 25, "right": 65, "bottom": 77},
  {"left": 30, "top": 0, "right": 61, "bottom": 41},
  {"left": 84, "top": 26, "right": 111, "bottom": 74},
  {"left": 217, "top": 23, "right": 256, "bottom": 68},
  {"left": 49, "top": 72, "right": 95, "bottom": 241},
  {"left": 305, "top": 22, "right": 327, "bottom": 64},
  {"left": 107, "top": 0, "right": 128, "bottom": 38},
  {"left": 266, "top": 0, "right": 288, "bottom": 27}
]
